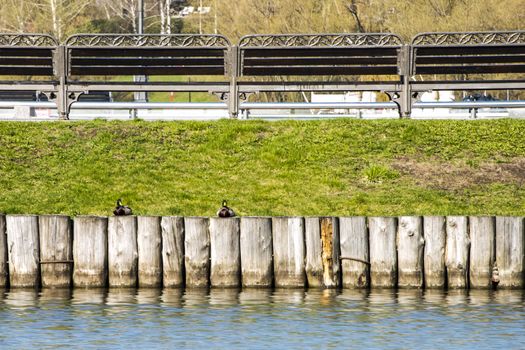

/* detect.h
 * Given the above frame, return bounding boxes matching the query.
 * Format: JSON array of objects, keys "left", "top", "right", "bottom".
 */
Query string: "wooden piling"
[
  {"left": 240, "top": 217, "right": 273, "bottom": 288},
  {"left": 272, "top": 217, "right": 305, "bottom": 288},
  {"left": 137, "top": 216, "right": 162, "bottom": 287},
  {"left": 0, "top": 215, "right": 7, "bottom": 287},
  {"left": 184, "top": 217, "right": 210, "bottom": 288},
  {"left": 469, "top": 216, "right": 495, "bottom": 289},
  {"left": 339, "top": 217, "right": 369, "bottom": 289},
  {"left": 6, "top": 215, "right": 40, "bottom": 288},
  {"left": 73, "top": 216, "right": 108, "bottom": 288},
  {"left": 305, "top": 217, "right": 323, "bottom": 287},
  {"left": 446, "top": 216, "right": 470, "bottom": 289},
  {"left": 369, "top": 217, "right": 397, "bottom": 288},
  {"left": 108, "top": 216, "right": 137, "bottom": 287},
  {"left": 495, "top": 216, "right": 524, "bottom": 289},
  {"left": 305, "top": 217, "right": 340, "bottom": 288},
  {"left": 38, "top": 215, "right": 73, "bottom": 288},
  {"left": 161, "top": 216, "right": 185, "bottom": 288},
  {"left": 209, "top": 217, "right": 240, "bottom": 288},
  {"left": 423, "top": 216, "right": 446, "bottom": 289},
  {"left": 397, "top": 216, "right": 424, "bottom": 288}
]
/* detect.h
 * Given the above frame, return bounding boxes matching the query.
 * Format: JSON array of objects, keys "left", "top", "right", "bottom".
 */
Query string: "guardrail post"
[{"left": 228, "top": 46, "right": 240, "bottom": 119}]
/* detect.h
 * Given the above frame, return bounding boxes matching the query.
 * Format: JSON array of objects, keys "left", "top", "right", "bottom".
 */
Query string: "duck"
[
  {"left": 113, "top": 198, "right": 132, "bottom": 216},
  {"left": 217, "top": 200, "right": 236, "bottom": 217}
]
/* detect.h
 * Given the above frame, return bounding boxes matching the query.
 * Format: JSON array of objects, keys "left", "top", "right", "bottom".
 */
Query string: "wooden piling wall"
[
  {"left": 1, "top": 214, "right": 524, "bottom": 289},
  {"left": 6, "top": 215, "right": 40, "bottom": 288},
  {"left": 0, "top": 215, "right": 7, "bottom": 287},
  {"left": 39, "top": 215, "right": 73, "bottom": 288}
]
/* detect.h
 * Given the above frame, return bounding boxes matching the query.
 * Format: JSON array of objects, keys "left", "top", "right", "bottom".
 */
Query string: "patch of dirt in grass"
[{"left": 392, "top": 156, "right": 525, "bottom": 191}]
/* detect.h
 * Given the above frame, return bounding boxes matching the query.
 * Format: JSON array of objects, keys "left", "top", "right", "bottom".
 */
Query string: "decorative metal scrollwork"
[
  {"left": 412, "top": 31, "right": 525, "bottom": 46},
  {"left": 66, "top": 34, "right": 230, "bottom": 47},
  {"left": 239, "top": 33, "right": 402, "bottom": 47},
  {"left": 0, "top": 34, "right": 57, "bottom": 47}
]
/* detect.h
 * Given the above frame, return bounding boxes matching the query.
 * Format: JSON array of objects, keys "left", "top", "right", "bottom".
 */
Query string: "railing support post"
[
  {"left": 228, "top": 46, "right": 240, "bottom": 119},
  {"left": 398, "top": 45, "right": 413, "bottom": 119},
  {"left": 54, "top": 45, "right": 70, "bottom": 120}
]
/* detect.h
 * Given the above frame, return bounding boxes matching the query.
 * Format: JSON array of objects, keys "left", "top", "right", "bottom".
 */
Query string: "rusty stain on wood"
[{"left": 320, "top": 218, "right": 336, "bottom": 288}]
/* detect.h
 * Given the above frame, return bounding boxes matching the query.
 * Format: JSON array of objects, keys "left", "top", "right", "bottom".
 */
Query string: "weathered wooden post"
[
  {"left": 161, "top": 216, "right": 184, "bottom": 288},
  {"left": 446, "top": 216, "right": 470, "bottom": 289},
  {"left": 339, "top": 217, "right": 369, "bottom": 289},
  {"left": 397, "top": 216, "right": 424, "bottom": 288},
  {"left": 73, "top": 216, "right": 108, "bottom": 288},
  {"left": 6, "top": 215, "right": 40, "bottom": 288},
  {"left": 240, "top": 217, "right": 273, "bottom": 288},
  {"left": 108, "top": 216, "right": 137, "bottom": 287},
  {"left": 0, "top": 214, "right": 7, "bottom": 287},
  {"left": 469, "top": 216, "right": 495, "bottom": 288},
  {"left": 210, "top": 217, "right": 240, "bottom": 288},
  {"left": 272, "top": 217, "right": 305, "bottom": 288},
  {"left": 184, "top": 217, "right": 210, "bottom": 288},
  {"left": 39, "top": 215, "right": 73, "bottom": 288},
  {"left": 137, "top": 216, "right": 162, "bottom": 287},
  {"left": 423, "top": 216, "right": 446, "bottom": 288},
  {"left": 495, "top": 216, "right": 524, "bottom": 289},
  {"left": 305, "top": 217, "right": 340, "bottom": 288},
  {"left": 369, "top": 217, "right": 397, "bottom": 288}
]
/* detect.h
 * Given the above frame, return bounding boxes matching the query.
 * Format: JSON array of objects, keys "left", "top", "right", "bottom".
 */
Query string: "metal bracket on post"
[
  {"left": 227, "top": 46, "right": 240, "bottom": 119},
  {"left": 237, "top": 93, "right": 253, "bottom": 120}
]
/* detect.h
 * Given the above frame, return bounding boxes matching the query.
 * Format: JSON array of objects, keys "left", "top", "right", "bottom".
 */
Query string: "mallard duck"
[
  {"left": 113, "top": 198, "right": 132, "bottom": 216},
  {"left": 217, "top": 200, "right": 235, "bottom": 217}
]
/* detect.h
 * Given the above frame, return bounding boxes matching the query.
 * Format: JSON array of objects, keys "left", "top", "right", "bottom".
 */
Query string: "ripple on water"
[{"left": 0, "top": 288, "right": 524, "bottom": 349}]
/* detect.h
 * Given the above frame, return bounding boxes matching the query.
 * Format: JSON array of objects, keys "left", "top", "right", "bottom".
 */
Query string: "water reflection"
[
  {"left": 4, "top": 289, "right": 39, "bottom": 308},
  {"left": 209, "top": 288, "right": 240, "bottom": 307},
  {"left": 161, "top": 288, "right": 183, "bottom": 307},
  {"left": 72, "top": 288, "right": 106, "bottom": 305},
  {"left": 0, "top": 288, "right": 523, "bottom": 349}
]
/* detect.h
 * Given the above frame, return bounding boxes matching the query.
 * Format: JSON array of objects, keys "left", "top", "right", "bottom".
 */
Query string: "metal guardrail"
[
  {"left": 1, "top": 101, "right": 525, "bottom": 121},
  {"left": 0, "top": 30, "right": 524, "bottom": 120}
]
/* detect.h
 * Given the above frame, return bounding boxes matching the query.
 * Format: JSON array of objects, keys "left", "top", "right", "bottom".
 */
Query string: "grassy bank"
[{"left": 1, "top": 119, "right": 525, "bottom": 216}]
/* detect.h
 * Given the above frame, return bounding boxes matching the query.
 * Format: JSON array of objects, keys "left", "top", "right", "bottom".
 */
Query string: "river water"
[{"left": 0, "top": 288, "right": 523, "bottom": 349}]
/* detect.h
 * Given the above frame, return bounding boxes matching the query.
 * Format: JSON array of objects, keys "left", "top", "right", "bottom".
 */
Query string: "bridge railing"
[{"left": 0, "top": 30, "right": 523, "bottom": 119}]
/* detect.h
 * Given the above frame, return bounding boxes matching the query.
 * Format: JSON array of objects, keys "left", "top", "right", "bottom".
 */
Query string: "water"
[{"left": 0, "top": 288, "right": 524, "bottom": 349}]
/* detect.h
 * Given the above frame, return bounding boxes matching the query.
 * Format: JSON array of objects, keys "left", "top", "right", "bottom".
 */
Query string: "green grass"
[{"left": 1, "top": 119, "right": 525, "bottom": 216}]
